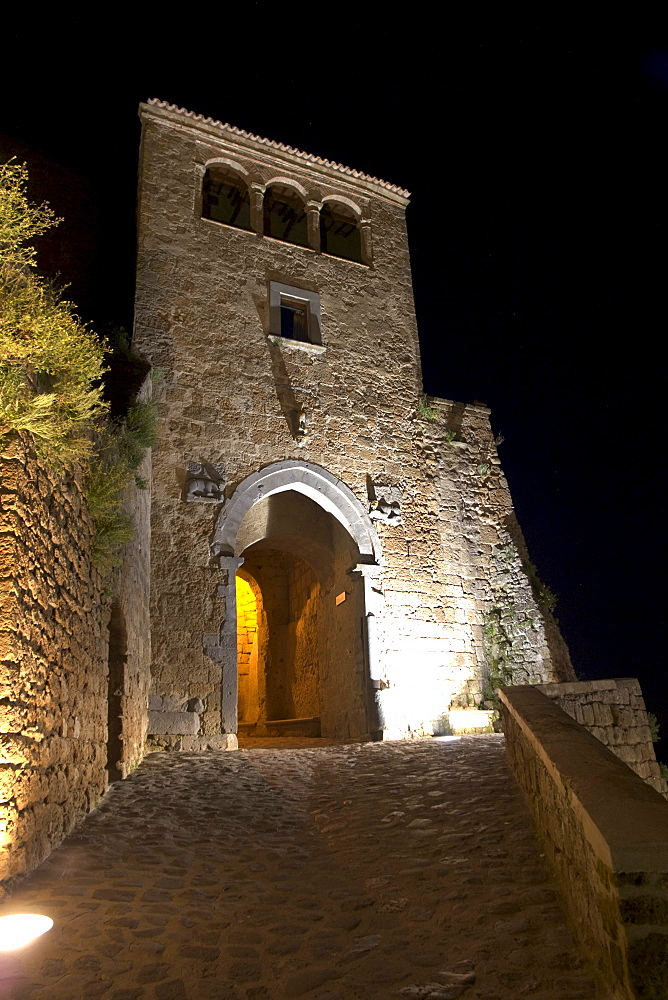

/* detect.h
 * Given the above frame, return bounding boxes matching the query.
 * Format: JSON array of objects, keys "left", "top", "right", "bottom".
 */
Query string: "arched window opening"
[
  {"left": 320, "top": 201, "right": 362, "bottom": 263},
  {"left": 202, "top": 168, "right": 252, "bottom": 231},
  {"left": 263, "top": 185, "right": 309, "bottom": 247}
]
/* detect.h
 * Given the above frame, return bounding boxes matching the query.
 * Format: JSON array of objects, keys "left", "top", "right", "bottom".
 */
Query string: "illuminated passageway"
[{"left": 233, "top": 488, "right": 374, "bottom": 740}]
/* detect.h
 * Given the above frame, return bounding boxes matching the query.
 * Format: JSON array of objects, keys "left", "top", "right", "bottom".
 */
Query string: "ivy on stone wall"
[
  {"left": 482, "top": 536, "right": 558, "bottom": 716},
  {"left": 416, "top": 393, "right": 438, "bottom": 421},
  {"left": 482, "top": 603, "right": 530, "bottom": 707}
]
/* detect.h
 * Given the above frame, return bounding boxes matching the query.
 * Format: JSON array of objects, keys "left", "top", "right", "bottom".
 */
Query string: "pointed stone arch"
[{"left": 212, "top": 460, "right": 382, "bottom": 564}]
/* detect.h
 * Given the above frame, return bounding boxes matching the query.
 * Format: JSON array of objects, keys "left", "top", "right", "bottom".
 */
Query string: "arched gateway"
[{"left": 212, "top": 461, "right": 384, "bottom": 740}]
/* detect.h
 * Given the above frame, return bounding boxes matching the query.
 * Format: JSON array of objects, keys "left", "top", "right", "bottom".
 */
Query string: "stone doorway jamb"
[
  {"left": 209, "top": 554, "right": 244, "bottom": 734},
  {"left": 351, "top": 562, "right": 386, "bottom": 737}
]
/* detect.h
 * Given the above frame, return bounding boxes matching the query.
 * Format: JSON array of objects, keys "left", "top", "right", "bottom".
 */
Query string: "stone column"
[
  {"left": 250, "top": 183, "right": 264, "bottom": 235},
  {"left": 360, "top": 222, "right": 373, "bottom": 265},
  {"left": 211, "top": 553, "right": 245, "bottom": 734},
  {"left": 351, "top": 563, "right": 385, "bottom": 737},
  {"left": 306, "top": 201, "right": 321, "bottom": 251}
]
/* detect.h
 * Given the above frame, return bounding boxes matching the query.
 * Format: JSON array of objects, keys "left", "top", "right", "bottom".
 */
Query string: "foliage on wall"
[
  {"left": 0, "top": 162, "right": 108, "bottom": 462},
  {"left": 85, "top": 399, "right": 155, "bottom": 569},
  {"left": 0, "top": 162, "right": 154, "bottom": 569},
  {"left": 482, "top": 602, "right": 534, "bottom": 709},
  {"left": 482, "top": 537, "right": 561, "bottom": 717}
]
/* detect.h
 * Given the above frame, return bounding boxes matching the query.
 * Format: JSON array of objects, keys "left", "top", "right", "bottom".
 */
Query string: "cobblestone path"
[{"left": 0, "top": 736, "right": 599, "bottom": 999}]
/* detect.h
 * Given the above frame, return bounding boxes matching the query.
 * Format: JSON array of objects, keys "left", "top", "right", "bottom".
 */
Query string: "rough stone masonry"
[
  {"left": 1, "top": 102, "right": 582, "bottom": 896},
  {"left": 133, "top": 99, "right": 575, "bottom": 749}
]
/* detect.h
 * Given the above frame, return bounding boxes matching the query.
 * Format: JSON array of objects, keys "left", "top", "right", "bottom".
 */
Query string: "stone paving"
[{"left": 0, "top": 735, "right": 600, "bottom": 999}]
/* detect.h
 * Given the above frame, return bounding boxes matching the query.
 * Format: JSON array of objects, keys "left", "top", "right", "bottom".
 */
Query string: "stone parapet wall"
[
  {"left": 500, "top": 684, "right": 668, "bottom": 1000},
  {"left": 537, "top": 678, "right": 665, "bottom": 794}
]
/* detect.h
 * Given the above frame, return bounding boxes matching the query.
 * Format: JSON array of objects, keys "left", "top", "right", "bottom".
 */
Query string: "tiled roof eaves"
[{"left": 142, "top": 99, "right": 411, "bottom": 202}]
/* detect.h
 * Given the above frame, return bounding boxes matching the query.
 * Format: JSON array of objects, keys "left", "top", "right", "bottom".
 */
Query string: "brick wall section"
[
  {"left": 0, "top": 420, "right": 151, "bottom": 895},
  {"left": 236, "top": 583, "right": 256, "bottom": 673},
  {"left": 500, "top": 685, "right": 668, "bottom": 1000},
  {"left": 537, "top": 678, "right": 666, "bottom": 795}
]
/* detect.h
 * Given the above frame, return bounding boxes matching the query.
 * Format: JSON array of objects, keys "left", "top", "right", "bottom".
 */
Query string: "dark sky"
[{"left": 3, "top": 15, "right": 666, "bottom": 753}]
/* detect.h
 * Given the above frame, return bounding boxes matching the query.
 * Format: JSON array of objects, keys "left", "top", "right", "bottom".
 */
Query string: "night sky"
[{"left": 3, "top": 16, "right": 666, "bottom": 755}]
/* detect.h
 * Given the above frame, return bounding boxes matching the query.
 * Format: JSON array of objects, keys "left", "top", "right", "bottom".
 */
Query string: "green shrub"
[
  {"left": 417, "top": 393, "right": 438, "bottom": 421},
  {"left": 0, "top": 162, "right": 108, "bottom": 463},
  {"left": 85, "top": 401, "right": 156, "bottom": 569},
  {"left": 648, "top": 712, "right": 660, "bottom": 744},
  {"left": 1, "top": 161, "right": 155, "bottom": 571}
]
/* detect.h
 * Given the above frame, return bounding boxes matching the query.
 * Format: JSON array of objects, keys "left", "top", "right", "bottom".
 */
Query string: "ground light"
[{"left": 0, "top": 914, "right": 53, "bottom": 951}]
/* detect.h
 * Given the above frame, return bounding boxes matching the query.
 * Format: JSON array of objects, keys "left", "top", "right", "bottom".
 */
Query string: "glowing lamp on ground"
[{"left": 0, "top": 914, "right": 53, "bottom": 951}]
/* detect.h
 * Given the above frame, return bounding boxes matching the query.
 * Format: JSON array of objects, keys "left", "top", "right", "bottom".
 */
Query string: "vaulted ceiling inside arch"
[{"left": 236, "top": 490, "right": 359, "bottom": 583}]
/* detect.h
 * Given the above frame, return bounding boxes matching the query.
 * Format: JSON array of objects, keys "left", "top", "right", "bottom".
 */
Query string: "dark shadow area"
[
  {"left": 202, "top": 167, "right": 252, "bottom": 231},
  {"left": 320, "top": 202, "right": 362, "bottom": 262},
  {"left": 106, "top": 601, "right": 127, "bottom": 782},
  {"left": 263, "top": 185, "right": 308, "bottom": 247}
]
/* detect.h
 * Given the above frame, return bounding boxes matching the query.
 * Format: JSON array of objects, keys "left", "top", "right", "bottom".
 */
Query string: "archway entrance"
[
  {"left": 213, "top": 460, "right": 384, "bottom": 741},
  {"left": 234, "top": 489, "right": 368, "bottom": 739},
  {"left": 236, "top": 552, "right": 322, "bottom": 736}
]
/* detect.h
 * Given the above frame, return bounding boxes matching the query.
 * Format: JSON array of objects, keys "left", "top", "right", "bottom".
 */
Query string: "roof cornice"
[{"left": 140, "top": 100, "right": 411, "bottom": 207}]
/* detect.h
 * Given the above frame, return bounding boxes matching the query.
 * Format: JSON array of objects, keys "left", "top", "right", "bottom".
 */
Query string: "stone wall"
[
  {"left": 108, "top": 376, "right": 153, "bottom": 778},
  {"left": 0, "top": 434, "right": 107, "bottom": 894},
  {"left": 421, "top": 400, "right": 574, "bottom": 707},
  {"left": 537, "top": 678, "right": 665, "bottom": 794},
  {"left": 286, "top": 554, "right": 320, "bottom": 721},
  {"left": 0, "top": 418, "right": 151, "bottom": 895},
  {"left": 134, "top": 100, "right": 575, "bottom": 743},
  {"left": 500, "top": 684, "right": 668, "bottom": 1000}
]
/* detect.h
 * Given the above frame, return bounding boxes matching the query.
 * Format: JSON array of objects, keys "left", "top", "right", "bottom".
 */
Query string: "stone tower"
[{"left": 134, "top": 99, "right": 574, "bottom": 748}]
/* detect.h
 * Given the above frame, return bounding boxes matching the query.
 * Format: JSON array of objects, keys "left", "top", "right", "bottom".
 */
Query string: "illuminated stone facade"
[
  {"left": 134, "top": 100, "right": 575, "bottom": 746},
  {"left": 0, "top": 413, "right": 151, "bottom": 893}
]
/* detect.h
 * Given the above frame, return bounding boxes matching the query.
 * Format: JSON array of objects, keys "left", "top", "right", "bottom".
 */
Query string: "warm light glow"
[
  {"left": 236, "top": 573, "right": 255, "bottom": 608},
  {"left": 448, "top": 709, "right": 494, "bottom": 731},
  {"left": 0, "top": 914, "right": 53, "bottom": 951},
  {"left": 236, "top": 572, "right": 260, "bottom": 725}
]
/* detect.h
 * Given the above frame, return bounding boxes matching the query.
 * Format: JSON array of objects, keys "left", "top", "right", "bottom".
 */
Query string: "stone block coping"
[{"left": 499, "top": 685, "right": 668, "bottom": 872}]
